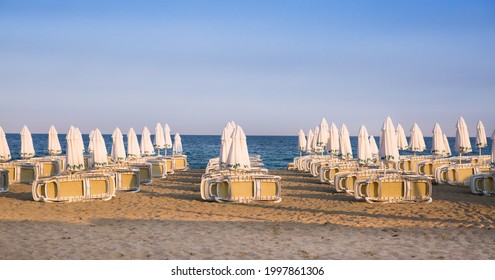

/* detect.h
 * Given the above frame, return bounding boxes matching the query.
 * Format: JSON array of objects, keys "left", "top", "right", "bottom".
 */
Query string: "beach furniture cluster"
[
  {"left": 0, "top": 123, "right": 188, "bottom": 202},
  {"left": 291, "top": 116, "right": 495, "bottom": 203},
  {"left": 201, "top": 121, "right": 282, "bottom": 203}
]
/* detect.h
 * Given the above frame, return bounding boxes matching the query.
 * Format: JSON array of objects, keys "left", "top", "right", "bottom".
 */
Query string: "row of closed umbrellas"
[
  {"left": 0, "top": 123, "right": 184, "bottom": 167},
  {"left": 298, "top": 117, "right": 494, "bottom": 164}
]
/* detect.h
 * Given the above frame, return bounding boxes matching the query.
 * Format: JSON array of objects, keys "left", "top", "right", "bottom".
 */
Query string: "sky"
[{"left": 1, "top": 0, "right": 494, "bottom": 136}]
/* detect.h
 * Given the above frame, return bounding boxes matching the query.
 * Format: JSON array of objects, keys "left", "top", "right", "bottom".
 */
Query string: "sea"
[{"left": 3, "top": 134, "right": 492, "bottom": 170}]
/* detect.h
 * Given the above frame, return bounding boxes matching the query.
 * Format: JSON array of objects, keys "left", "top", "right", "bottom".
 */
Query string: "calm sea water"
[{"left": 4, "top": 134, "right": 492, "bottom": 170}]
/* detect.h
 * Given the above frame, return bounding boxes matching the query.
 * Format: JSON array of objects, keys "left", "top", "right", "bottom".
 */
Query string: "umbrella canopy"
[
  {"left": 163, "top": 123, "right": 173, "bottom": 150},
  {"left": 431, "top": 123, "right": 446, "bottom": 156},
  {"left": 111, "top": 127, "right": 126, "bottom": 162},
  {"left": 409, "top": 123, "right": 426, "bottom": 153},
  {"left": 48, "top": 125, "right": 62, "bottom": 155},
  {"left": 357, "top": 125, "right": 372, "bottom": 164},
  {"left": 225, "top": 125, "right": 251, "bottom": 170},
  {"left": 379, "top": 117, "right": 399, "bottom": 163},
  {"left": 476, "top": 120, "right": 487, "bottom": 149},
  {"left": 91, "top": 128, "right": 108, "bottom": 167},
  {"left": 88, "top": 130, "right": 95, "bottom": 154},
  {"left": 326, "top": 122, "right": 340, "bottom": 156},
  {"left": 219, "top": 122, "right": 235, "bottom": 165},
  {"left": 140, "top": 127, "right": 155, "bottom": 157},
  {"left": 172, "top": 133, "right": 183, "bottom": 155},
  {"left": 455, "top": 117, "right": 472, "bottom": 154},
  {"left": 154, "top": 122, "right": 166, "bottom": 151},
  {"left": 74, "top": 127, "right": 85, "bottom": 155},
  {"left": 20, "top": 125, "right": 35, "bottom": 159},
  {"left": 443, "top": 134, "right": 452, "bottom": 156},
  {"left": 312, "top": 126, "right": 322, "bottom": 153},
  {"left": 339, "top": 124, "right": 353, "bottom": 159},
  {"left": 317, "top": 118, "right": 329, "bottom": 148},
  {"left": 305, "top": 130, "right": 314, "bottom": 154},
  {"left": 491, "top": 130, "right": 495, "bottom": 165},
  {"left": 298, "top": 129, "right": 307, "bottom": 152},
  {"left": 127, "top": 128, "right": 141, "bottom": 159},
  {"left": 66, "top": 126, "right": 85, "bottom": 171},
  {"left": 369, "top": 135, "right": 379, "bottom": 158},
  {"left": 0, "top": 127, "right": 11, "bottom": 162},
  {"left": 396, "top": 123, "right": 408, "bottom": 150}
]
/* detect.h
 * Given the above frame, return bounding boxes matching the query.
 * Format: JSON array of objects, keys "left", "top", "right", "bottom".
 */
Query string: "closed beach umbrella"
[
  {"left": 154, "top": 122, "right": 166, "bottom": 155},
  {"left": 219, "top": 122, "right": 235, "bottom": 166},
  {"left": 127, "top": 128, "right": 141, "bottom": 159},
  {"left": 91, "top": 129, "right": 108, "bottom": 167},
  {"left": 443, "top": 134, "right": 452, "bottom": 156},
  {"left": 379, "top": 117, "right": 399, "bottom": 166},
  {"left": 163, "top": 123, "right": 173, "bottom": 155},
  {"left": 66, "top": 126, "right": 84, "bottom": 171},
  {"left": 48, "top": 125, "right": 62, "bottom": 156},
  {"left": 87, "top": 130, "right": 95, "bottom": 154},
  {"left": 317, "top": 118, "right": 329, "bottom": 153},
  {"left": 409, "top": 123, "right": 426, "bottom": 154},
  {"left": 327, "top": 122, "right": 340, "bottom": 156},
  {"left": 75, "top": 127, "right": 85, "bottom": 154},
  {"left": 476, "top": 120, "right": 487, "bottom": 157},
  {"left": 111, "top": 127, "right": 126, "bottom": 163},
  {"left": 172, "top": 133, "right": 183, "bottom": 155},
  {"left": 396, "top": 123, "right": 408, "bottom": 151},
  {"left": 339, "top": 124, "right": 353, "bottom": 160},
  {"left": 455, "top": 117, "right": 472, "bottom": 162},
  {"left": 305, "top": 130, "right": 314, "bottom": 154},
  {"left": 312, "top": 126, "right": 322, "bottom": 153},
  {"left": 140, "top": 127, "right": 155, "bottom": 157},
  {"left": 20, "top": 125, "right": 35, "bottom": 159},
  {"left": 298, "top": 129, "right": 307, "bottom": 155},
  {"left": 226, "top": 125, "right": 251, "bottom": 170},
  {"left": 369, "top": 135, "right": 379, "bottom": 159},
  {"left": 358, "top": 125, "right": 372, "bottom": 164},
  {"left": 431, "top": 123, "right": 446, "bottom": 157},
  {"left": 0, "top": 127, "right": 11, "bottom": 162}
]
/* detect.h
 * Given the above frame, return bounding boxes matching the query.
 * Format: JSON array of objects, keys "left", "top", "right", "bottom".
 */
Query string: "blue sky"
[{"left": 1, "top": 0, "right": 494, "bottom": 136}]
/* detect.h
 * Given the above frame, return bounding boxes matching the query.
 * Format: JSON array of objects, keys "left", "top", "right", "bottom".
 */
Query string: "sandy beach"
[{"left": 0, "top": 169, "right": 494, "bottom": 260}]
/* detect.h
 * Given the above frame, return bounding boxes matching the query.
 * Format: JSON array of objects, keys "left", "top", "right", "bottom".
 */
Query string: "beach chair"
[
  {"left": 86, "top": 167, "right": 141, "bottom": 193},
  {"left": 417, "top": 158, "right": 452, "bottom": 177},
  {"left": 126, "top": 162, "right": 153, "bottom": 185},
  {"left": 21, "top": 158, "right": 61, "bottom": 178},
  {"left": 397, "top": 155, "right": 433, "bottom": 173},
  {"left": 287, "top": 163, "right": 295, "bottom": 170},
  {"left": 0, "top": 169, "right": 8, "bottom": 192},
  {"left": 334, "top": 168, "right": 397, "bottom": 193},
  {"left": 214, "top": 174, "right": 282, "bottom": 203},
  {"left": 32, "top": 173, "right": 116, "bottom": 202},
  {"left": 354, "top": 174, "right": 432, "bottom": 204},
  {"left": 434, "top": 164, "right": 450, "bottom": 184},
  {"left": 0, "top": 161, "right": 39, "bottom": 185},
  {"left": 309, "top": 158, "right": 342, "bottom": 177},
  {"left": 172, "top": 155, "right": 189, "bottom": 171},
  {"left": 319, "top": 162, "right": 361, "bottom": 184},
  {"left": 446, "top": 163, "right": 491, "bottom": 187},
  {"left": 470, "top": 171, "right": 495, "bottom": 196},
  {"left": 200, "top": 169, "right": 269, "bottom": 201}
]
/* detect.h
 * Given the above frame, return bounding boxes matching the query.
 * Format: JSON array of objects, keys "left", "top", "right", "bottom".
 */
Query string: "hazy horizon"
[{"left": 1, "top": 0, "right": 494, "bottom": 137}]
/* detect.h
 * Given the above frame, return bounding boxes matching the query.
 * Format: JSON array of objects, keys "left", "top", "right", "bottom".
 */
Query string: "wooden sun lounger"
[{"left": 32, "top": 173, "right": 116, "bottom": 202}]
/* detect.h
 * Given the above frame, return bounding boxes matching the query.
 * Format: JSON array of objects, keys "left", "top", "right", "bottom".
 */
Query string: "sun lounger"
[
  {"left": 214, "top": 174, "right": 282, "bottom": 203},
  {"left": 172, "top": 155, "right": 189, "bottom": 171},
  {"left": 32, "top": 173, "right": 116, "bottom": 202},
  {"left": 354, "top": 174, "right": 432, "bottom": 203},
  {"left": 334, "top": 168, "right": 398, "bottom": 193},
  {"left": 417, "top": 158, "right": 452, "bottom": 177},
  {"left": 20, "top": 158, "right": 61, "bottom": 178},
  {"left": 86, "top": 167, "right": 140, "bottom": 193},
  {"left": 319, "top": 162, "right": 361, "bottom": 184},
  {"left": 446, "top": 163, "right": 491, "bottom": 187},
  {"left": 397, "top": 155, "right": 434, "bottom": 173},
  {"left": 200, "top": 169, "right": 269, "bottom": 201},
  {"left": 309, "top": 158, "right": 342, "bottom": 177},
  {"left": 0, "top": 161, "right": 39, "bottom": 185},
  {"left": 434, "top": 164, "right": 450, "bottom": 184},
  {"left": 470, "top": 171, "right": 495, "bottom": 196},
  {"left": 0, "top": 169, "right": 8, "bottom": 192},
  {"left": 126, "top": 162, "right": 153, "bottom": 185}
]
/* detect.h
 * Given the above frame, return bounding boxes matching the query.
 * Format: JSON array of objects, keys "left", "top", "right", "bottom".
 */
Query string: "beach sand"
[{"left": 0, "top": 169, "right": 494, "bottom": 260}]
